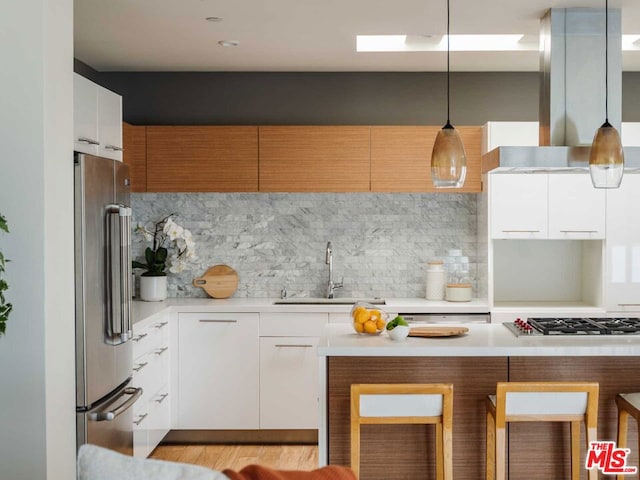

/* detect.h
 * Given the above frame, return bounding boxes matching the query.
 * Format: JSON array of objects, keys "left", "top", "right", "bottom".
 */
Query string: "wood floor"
[{"left": 150, "top": 444, "right": 319, "bottom": 472}]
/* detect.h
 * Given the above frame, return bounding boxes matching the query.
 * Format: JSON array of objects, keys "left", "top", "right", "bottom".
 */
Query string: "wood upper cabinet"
[
  {"left": 370, "top": 126, "right": 482, "bottom": 193},
  {"left": 258, "top": 126, "right": 371, "bottom": 192},
  {"left": 122, "top": 122, "right": 147, "bottom": 192},
  {"left": 146, "top": 126, "right": 258, "bottom": 192}
]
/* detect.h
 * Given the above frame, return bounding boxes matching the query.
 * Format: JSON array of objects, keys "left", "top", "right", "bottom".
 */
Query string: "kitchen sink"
[{"left": 273, "top": 297, "right": 386, "bottom": 305}]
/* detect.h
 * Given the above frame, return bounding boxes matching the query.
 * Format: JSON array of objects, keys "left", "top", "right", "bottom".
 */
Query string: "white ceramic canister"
[{"left": 426, "top": 260, "right": 446, "bottom": 301}]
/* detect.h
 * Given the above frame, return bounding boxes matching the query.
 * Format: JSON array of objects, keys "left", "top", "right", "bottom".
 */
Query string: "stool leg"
[
  {"left": 495, "top": 426, "right": 506, "bottom": 480},
  {"left": 570, "top": 420, "right": 580, "bottom": 480},
  {"left": 436, "top": 423, "right": 443, "bottom": 480},
  {"left": 442, "top": 417, "right": 453, "bottom": 480},
  {"left": 617, "top": 409, "right": 629, "bottom": 480},
  {"left": 350, "top": 422, "right": 360, "bottom": 479},
  {"left": 486, "top": 410, "right": 495, "bottom": 480},
  {"left": 586, "top": 424, "right": 598, "bottom": 480}
]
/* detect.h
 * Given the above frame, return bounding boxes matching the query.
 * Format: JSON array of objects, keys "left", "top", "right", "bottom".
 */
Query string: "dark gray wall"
[{"left": 74, "top": 60, "right": 640, "bottom": 125}]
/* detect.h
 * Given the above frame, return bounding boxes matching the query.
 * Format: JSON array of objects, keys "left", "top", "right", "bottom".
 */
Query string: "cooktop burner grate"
[{"left": 506, "top": 317, "right": 640, "bottom": 336}]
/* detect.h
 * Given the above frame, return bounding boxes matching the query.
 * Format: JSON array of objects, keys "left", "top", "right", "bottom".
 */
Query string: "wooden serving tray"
[
  {"left": 408, "top": 326, "right": 469, "bottom": 338},
  {"left": 192, "top": 264, "right": 238, "bottom": 299}
]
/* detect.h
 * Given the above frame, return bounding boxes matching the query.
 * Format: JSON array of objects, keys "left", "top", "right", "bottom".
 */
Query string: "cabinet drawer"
[
  {"left": 260, "top": 313, "right": 328, "bottom": 337},
  {"left": 132, "top": 323, "right": 161, "bottom": 360}
]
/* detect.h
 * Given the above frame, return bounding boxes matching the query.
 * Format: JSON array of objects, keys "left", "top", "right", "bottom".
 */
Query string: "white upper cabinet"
[
  {"left": 605, "top": 174, "right": 640, "bottom": 312},
  {"left": 481, "top": 121, "right": 539, "bottom": 155},
  {"left": 97, "top": 85, "right": 123, "bottom": 161},
  {"left": 74, "top": 74, "right": 99, "bottom": 155},
  {"left": 548, "top": 173, "right": 605, "bottom": 239},
  {"left": 73, "top": 73, "right": 123, "bottom": 161},
  {"left": 490, "top": 172, "right": 605, "bottom": 240},
  {"left": 490, "top": 173, "right": 548, "bottom": 239}
]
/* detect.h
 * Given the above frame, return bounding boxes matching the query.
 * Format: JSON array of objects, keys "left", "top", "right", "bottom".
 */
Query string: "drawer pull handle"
[
  {"left": 155, "top": 393, "right": 169, "bottom": 404},
  {"left": 132, "top": 362, "right": 148, "bottom": 372},
  {"left": 618, "top": 304, "right": 640, "bottom": 306},
  {"left": 105, "top": 145, "right": 124, "bottom": 152},
  {"left": 559, "top": 230, "right": 598, "bottom": 233},
  {"left": 155, "top": 347, "right": 169, "bottom": 356},
  {"left": 132, "top": 333, "right": 148, "bottom": 342},
  {"left": 77, "top": 136, "right": 100, "bottom": 146},
  {"left": 501, "top": 230, "right": 540, "bottom": 233},
  {"left": 133, "top": 413, "right": 148, "bottom": 426},
  {"left": 154, "top": 321, "right": 169, "bottom": 329},
  {"left": 275, "top": 344, "right": 314, "bottom": 348},
  {"left": 198, "top": 319, "right": 237, "bottom": 323}
]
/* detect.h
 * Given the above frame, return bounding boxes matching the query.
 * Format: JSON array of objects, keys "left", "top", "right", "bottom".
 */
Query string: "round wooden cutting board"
[
  {"left": 408, "top": 326, "right": 469, "bottom": 338},
  {"left": 192, "top": 265, "right": 238, "bottom": 298}
]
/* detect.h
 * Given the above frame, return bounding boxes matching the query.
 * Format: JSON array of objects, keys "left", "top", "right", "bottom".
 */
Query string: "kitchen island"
[{"left": 318, "top": 324, "right": 640, "bottom": 479}]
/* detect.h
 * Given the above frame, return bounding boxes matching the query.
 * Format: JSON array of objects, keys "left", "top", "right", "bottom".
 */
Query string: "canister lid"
[{"left": 428, "top": 260, "right": 444, "bottom": 265}]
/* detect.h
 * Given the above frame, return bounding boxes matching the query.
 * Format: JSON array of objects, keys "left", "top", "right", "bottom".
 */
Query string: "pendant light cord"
[
  {"left": 605, "top": 0, "right": 609, "bottom": 123},
  {"left": 446, "top": 0, "right": 451, "bottom": 126}
]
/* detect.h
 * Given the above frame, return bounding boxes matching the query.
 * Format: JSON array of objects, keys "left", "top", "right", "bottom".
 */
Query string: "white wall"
[{"left": 0, "top": 0, "right": 75, "bottom": 479}]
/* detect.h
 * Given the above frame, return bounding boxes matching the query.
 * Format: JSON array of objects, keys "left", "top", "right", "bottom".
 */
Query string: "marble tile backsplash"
[{"left": 131, "top": 193, "right": 481, "bottom": 299}]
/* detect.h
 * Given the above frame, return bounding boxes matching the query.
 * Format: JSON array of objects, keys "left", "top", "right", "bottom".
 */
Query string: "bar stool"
[
  {"left": 616, "top": 392, "right": 640, "bottom": 480},
  {"left": 350, "top": 383, "right": 453, "bottom": 480},
  {"left": 485, "top": 382, "right": 599, "bottom": 480}
]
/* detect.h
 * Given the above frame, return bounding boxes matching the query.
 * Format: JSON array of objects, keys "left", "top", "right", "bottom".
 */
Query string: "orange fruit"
[
  {"left": 376, "top": 318, "right": 386, "bottom": 330},
  {"left": 352, "top": 306, "right": 366, "bottom": 319},
  {"left": 363, "top": 320, "right": 377, "bottom": 334},
  {"left": 355, "top": 309, "right": 370, "bottom": 324},
  {"left": 370, "top": 310, "right": 382, "bottom": 322},
  {"left": 353, "top": 322, "right": 364, "bottom": 333}
]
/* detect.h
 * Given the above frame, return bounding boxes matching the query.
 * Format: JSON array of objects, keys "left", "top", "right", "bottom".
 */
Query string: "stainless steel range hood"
[{"left": 485, "top": 8, "right": 640, "bottom": 170}]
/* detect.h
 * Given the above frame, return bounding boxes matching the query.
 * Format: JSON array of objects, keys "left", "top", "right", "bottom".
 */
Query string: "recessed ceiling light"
[
  {"left": 205, "top": 17, "right": 222, "bottom": 22},
  {"left": 218, "top": 40, "right": 240, "bottom": 47}
]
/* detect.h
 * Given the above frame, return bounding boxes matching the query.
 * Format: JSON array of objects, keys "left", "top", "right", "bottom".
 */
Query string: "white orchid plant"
[{"left": 133, "top": 214, "right": 196, "bottom": 276}]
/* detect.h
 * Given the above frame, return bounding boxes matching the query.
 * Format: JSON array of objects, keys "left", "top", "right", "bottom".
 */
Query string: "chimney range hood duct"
[{"left": 486, "top": 8, "right": 640, "bottom": 170}]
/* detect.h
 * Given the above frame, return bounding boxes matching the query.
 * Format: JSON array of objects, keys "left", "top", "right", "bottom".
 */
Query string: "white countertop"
[
  {"left": 132, "top": 297, "right": 489, "bottom": 324},
  {"left": 317, "top": 323, "right": 640, "bottom": 357}
]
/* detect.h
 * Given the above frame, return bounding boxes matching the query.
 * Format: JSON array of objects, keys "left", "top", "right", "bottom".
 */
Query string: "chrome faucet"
[{"left": 325, "top": 241, "right": 343, "bottom": 299}]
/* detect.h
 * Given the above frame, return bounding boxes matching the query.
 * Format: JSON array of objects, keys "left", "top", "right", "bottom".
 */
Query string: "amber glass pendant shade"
[
  {"left": 589, "top": 121, "right": 624, "bottom": 188},
  {"left": 431, "top": 123, "right": 467, "bottom": 188}
]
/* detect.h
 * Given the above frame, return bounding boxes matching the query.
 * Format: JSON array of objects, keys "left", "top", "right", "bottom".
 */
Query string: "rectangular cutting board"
[{"left": 408, "top": 326, "right": 469, "bottom": 338}]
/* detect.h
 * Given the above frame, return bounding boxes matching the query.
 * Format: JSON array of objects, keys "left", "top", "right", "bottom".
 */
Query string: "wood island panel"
[
  {"left": 327, "top": 356, "right": 508, "bottom": 480},
  {"left": 122, "top": 122, "right": 147, "bottom": 192},
  {"left": 508, "top": 357, "right": 640, "bottom": 480},
  {"left": 258, "top": 126, "right": 371, "bottom": 192},
  {"left": 146, "top": 126, "right": 258, "bottom": 192},
  {"left": 370, "top": 126, "right": 482, "bottom": 193}
]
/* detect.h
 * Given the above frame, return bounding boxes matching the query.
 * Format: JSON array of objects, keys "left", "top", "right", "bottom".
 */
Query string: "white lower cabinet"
[
  {"left": 259, "top": 312, "right": 327, "bottom": 430},
  {"left": 259, "top": 336, "right": 321, "bottom": 429},
  {"left": 132, "top": 313, "right": 171, "bottom": 458},
  {"left": 177, "top": 313, "right": 259, "bottom": 429}
]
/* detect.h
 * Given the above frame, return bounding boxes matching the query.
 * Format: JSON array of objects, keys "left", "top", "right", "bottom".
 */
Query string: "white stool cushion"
[
  {"left": 505, "top": 392, "right": 588, "bottom": 416},
  {"left": 360, "top": 394, "right": 443, "bottom": 417},
  {"left": 620, "top": 392, "right": 640, "bottom": 410}
]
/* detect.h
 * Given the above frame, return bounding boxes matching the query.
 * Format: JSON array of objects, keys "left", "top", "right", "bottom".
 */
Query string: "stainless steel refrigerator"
[{"left": 75, "top": 153, "right": 141, "bottom": 455}]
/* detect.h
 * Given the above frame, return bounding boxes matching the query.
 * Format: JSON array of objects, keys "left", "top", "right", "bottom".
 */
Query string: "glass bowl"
[{"left": 350, "top": 302, "right": 389, "bottom": 335}]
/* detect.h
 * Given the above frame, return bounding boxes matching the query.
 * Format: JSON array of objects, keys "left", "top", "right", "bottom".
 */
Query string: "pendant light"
[
  {"left": 589, "top": 0, "right": 624, "bottom": 189},
  {"left": 431, "top": 0, "right": 466, "bottom": 189}
]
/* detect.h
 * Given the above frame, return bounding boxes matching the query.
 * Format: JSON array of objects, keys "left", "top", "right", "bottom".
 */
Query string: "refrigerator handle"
[
  {"left": 119, "top": 206, "right": 133, "bottom": 340},
  {"left": 106, "top": 204, "right": 132, "bottom": 344},
  {"left": 88, "top": 387, "right": 143, "bottom": 422}
]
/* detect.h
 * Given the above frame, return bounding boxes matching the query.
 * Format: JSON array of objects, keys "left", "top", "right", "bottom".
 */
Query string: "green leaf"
[
  {"left": 144, "top": 247, "right": 155, "bottom": 267},
  {"left": 132, "top": 260, "right": 148, "bottom": 270},
  {"left": 156, "top": 247, "right": 168, "bottom": 263},
  {"left": 0, "top": 214, "right": 8, "bottom": 233}
]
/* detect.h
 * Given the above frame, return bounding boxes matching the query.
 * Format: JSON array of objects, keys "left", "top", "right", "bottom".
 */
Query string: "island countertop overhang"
[{"left": 318, "top": 323, "right": 640, "bottom": 357}]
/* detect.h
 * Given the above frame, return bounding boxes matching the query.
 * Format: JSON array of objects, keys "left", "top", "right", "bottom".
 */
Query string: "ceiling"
[{"left": 74, "top": 0, "right": 640, "bottom": 72}]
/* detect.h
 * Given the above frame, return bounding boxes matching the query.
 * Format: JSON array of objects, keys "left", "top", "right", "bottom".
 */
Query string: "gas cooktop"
[{"left": 505, "top": 317, "right": 640, "bottom": 337}]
